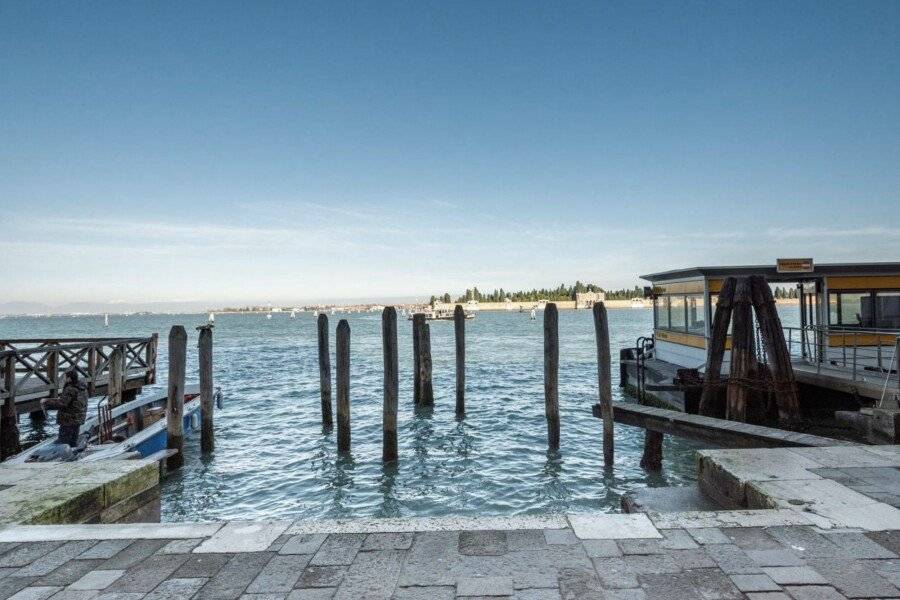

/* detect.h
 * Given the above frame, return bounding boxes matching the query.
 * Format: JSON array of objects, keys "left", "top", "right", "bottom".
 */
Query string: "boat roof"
[{"left": 641, "top": 262, "right": 900, "bottom": 283}]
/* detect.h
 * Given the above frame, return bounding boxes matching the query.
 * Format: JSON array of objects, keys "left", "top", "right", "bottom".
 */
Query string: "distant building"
[{"left": 575, "top": 291, "right": 605, "bottom": 309}]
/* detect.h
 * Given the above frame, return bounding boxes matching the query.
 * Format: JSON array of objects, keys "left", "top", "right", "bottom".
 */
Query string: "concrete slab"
[
  {"left": 568, "top": 513, "right": 662, "bottom": 540},
  {"left": 194, "top": 521, "right": 290, "bottom": 553},
  {"left": 0, "top": 523, "right": 223, "bottom": 543},
  {"left": 286, "top": 514, "right": 568, "bottom": 534}
]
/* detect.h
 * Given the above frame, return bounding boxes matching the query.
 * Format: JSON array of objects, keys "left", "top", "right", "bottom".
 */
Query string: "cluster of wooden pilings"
[
  {"left": 315, "top": 303, "right": 616, "bottom": 467},
  {"left": 698, "top": 275, "right": 801, "bottom": 425}
]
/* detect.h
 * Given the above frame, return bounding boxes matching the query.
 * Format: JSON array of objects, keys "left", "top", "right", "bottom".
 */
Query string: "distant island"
[{"left": 429, "top": 282, "right": 644, "bottom": 305}]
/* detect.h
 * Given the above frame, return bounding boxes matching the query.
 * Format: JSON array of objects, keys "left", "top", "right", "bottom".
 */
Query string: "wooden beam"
[{"left": 699, "top": 277, "right": 736, "bottom": 417}]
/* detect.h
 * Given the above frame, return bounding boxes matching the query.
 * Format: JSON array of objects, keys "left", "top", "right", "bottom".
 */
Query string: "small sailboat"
[
  {"left": 530, "top": 308, "right": 536, "bottom": 320},
  {"left": 208, "top": 312, "right": 215, "bottom": 323},
  {"left": 290, "top": 310, "right": 296, "bottom": 319},
  {"left": 266, "top": 313, "right": 272, "bottom": 320},
  {"left": 104, "top": 313, "right": 109, "bottom": 327}
]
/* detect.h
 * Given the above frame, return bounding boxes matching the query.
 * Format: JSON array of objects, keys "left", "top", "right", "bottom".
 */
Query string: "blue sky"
[{"left": 2, "top": 1, "right": 899, "bottom": 307}]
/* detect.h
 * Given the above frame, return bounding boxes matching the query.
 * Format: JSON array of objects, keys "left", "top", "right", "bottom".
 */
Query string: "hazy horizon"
[{"left": 3, "top": 3, "right": 898, "bottom": 307}]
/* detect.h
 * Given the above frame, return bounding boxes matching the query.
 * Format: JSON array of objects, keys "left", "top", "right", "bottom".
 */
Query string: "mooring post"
[
  {"left": 544, "top": 303, "right": 560, "bottom": 449},
  {"left": 749, "top": 275, "right": 801, "bottom": 424},
  {"left": 727, "top": 278, "right": 754, "bottom": 422},
  {"left": 640, "top": 430, "right": 663, "bottom": 471},
  {"left": 412, "top": 313, "right": 425, "bottom": 404},
  {"left": 1, "top": 354, "right": 21, "bottom": 460},
  {"left": 167, "top": 325, "right": 187, "bottom": 471},
  {"left": 147, "top": 332, "right": 159, "bottom": 385},
  {"left": 336, "top": 319, "right": 351, "bottom": 453},
  {"left": 454, "top": 305, "right": 466, "bottom": 416},
  {"left": 317, "top": 313, "right": 333, "bottom": 428},
  {"left": 593, "top": 302, "right": 614, "bottom": 466},
  {"left": 108, "top": 346, "right": 124, "bottom": 408},
  {"left": 87, "top": 346, "right": 97, "bottom": 395},
  {"left": 699, "top": 277, "right": 737, "bottom": 418},
  {"left": 421, "top": 323, "right": 434, "bottom": 406},
  {"left": 382, "top": 307, "right": 398, "bottom": 462},
  {"left": 197, "top": 324, "right": 214, "bottom": 453}
]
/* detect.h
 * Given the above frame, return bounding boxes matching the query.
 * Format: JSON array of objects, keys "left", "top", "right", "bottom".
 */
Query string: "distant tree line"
[
  {"left": 429, "top": 282, "right": 644, "bottom": 305},
  {"left": 773, "top": 286, "right": 799, "bottom": 300}
]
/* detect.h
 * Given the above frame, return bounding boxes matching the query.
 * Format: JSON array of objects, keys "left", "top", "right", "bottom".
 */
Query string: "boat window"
[
  {"left": 654, "top": 296, "right": 670, "bottom": 329},
  {"left": 708, "top": 294, "right": 733, "bottom": 334},
  {"left": 828, "top": 293, "right": 839, "bottom": 327},
  {"left": 875, "top": 291, "right": 900, "bottom": 329},
  {"left": 670, "top": 296, "right": 686, "bottom": 331},
  {"left": 829, "top": 291, "right": 875, "bottom": 328},
  {"left": 687, "top": 294, "right": 705, "bottom": 335}
]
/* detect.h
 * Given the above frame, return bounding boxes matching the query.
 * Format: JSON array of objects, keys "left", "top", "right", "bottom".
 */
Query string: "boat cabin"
[{"left": 642, "top": 260, "right": 900, "bottom": 374}]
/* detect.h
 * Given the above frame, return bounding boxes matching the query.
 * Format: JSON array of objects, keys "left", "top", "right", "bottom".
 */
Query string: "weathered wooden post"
[
  {"left": 420, "top": 323, "right": 434, "bottom": 406},
  {"left": 317, "top": 314, "right": 333, "bottom": 428},
  {"left": 336, "top": 319, "right": 351, "bottom": 453},
  {"left": 593, "top": 302, "right": 614, "bottom": 466},
  {"left": 454, "top": 305, "right": 466, "bottom": 417},
  {"left": 87, "top": 345, "right": 97, "bottom": 395},
  {"left": 147, "top": 333, "right": 159, "bottom": 385},
  {"left": 108, "top": 346, "right": 124, "bottom": 408},
  {"left": 197, "top": 324, "right": 214, "bottom": 453},
  {"left": 1, "top": 354, "right": 21, "bottom": 460},
  {"left": 640, "top": 430, "right": 663, "bottom": 471},
  {"left": 382, "top": 307, "right": 398, "bottom": 462},
  {"left": 727, "top": 278, "right": 754, "bottom": 422},
  {"left": 167, "top": 325, "right": 187, "bottom": 470},
  {"left": 699, "top": 277, "right": 737, "bottom": 418},
  {"left": 544, "top": 303, "right": 560, "bottom": 449},
  {"left": 749, "top": 275, "right": 801, "bottom": 424},
  {"left": 412, "top": 313, "right": 424, "bottom": 405}
]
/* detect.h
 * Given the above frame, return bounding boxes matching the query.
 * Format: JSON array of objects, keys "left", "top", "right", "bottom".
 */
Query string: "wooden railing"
[{"left": 0, "top": 335, "right": 158, "bottom": 404}]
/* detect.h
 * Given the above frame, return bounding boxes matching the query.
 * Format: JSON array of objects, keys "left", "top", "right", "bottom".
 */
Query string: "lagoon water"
[{"left": 2, "top": 308, "right": 710, "bottom": 521}]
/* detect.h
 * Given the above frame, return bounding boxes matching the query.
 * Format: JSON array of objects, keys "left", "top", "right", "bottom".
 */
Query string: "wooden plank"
[
  {"left": 198, "top": 324, "right": 214, "bottom": 453},
  {"left": 726, "top": 278, "right": 753, "bottom": 422},
  {"left": 454, "top": 304, "right": 466, "bottom": 417},
  {"left": 699, "top": 277, "right": 736, "bottom": 417},
  {"left": 336, "top": 319, "right": 351, "bottom": 453},
  {"left": 382, "top": 307, "right": 398, "bottom": 462},
  {"left": 592, "top": 402, "right": 854, "bottom": 448},
  {"left": 593, "top": 302, "right": 614, "bottom": 466},
  {"left": 317, "top": 314, "right": 333, "bottom": 428},
  {"left": 166, "top": 326, "right": 187, "bottom": 471},
  {"left": 544, "top": 303, "right": 560, "bottom": 449}
]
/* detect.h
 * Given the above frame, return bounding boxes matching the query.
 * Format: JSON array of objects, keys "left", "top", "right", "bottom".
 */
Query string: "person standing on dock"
[{"left": 41, "top": 369, "right": 88, "bottom": 447}]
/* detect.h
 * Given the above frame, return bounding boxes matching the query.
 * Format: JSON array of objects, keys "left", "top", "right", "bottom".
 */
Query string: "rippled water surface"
[{"left": 3, "top": 308, "right": 709, "bottom": 521}]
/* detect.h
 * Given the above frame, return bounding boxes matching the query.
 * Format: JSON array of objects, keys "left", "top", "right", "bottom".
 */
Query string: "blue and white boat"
[{"left": 9, "top": 385, "right": 207, "bottom": 463}]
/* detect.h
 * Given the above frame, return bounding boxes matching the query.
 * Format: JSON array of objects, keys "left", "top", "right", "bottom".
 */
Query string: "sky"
[{"left": 2, "top": 1, "right": 899, "bottom": 310}]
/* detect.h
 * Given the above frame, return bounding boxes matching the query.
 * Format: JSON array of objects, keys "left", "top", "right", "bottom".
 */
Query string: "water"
[{"left": 2, "top": 308, "right": 705, "bottom": 521}]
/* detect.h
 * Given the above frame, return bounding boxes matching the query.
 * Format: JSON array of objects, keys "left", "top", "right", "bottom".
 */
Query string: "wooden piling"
[
  {"left": 166, "top": 325, "right": 187, "bottom": 471},
  {"left": 454, "top": 305, "right": 466, "bottom": 416},
  {"left": 317, "top": 314, "right": 333, "bottom": 428},
  {"left": 640, "top": 431, "right": 663, "bottom": 471},
  {"left": 593, "top": 302, "right": 614, "bottom": 466},
  {"left": 412, "top": 313, "right": 424, "bottom": 404},
  {"left": 749, "top": 275, "right": 801, "bottom": 424},
  {"left": 698, "top": 277, "right": 736, "bottom": 418},
  {"left": 197, "top": 324, "right": 214, "bottom": 453},
  {"left": 1, "top": 355, "right": 20, "bottom": 460},
  {"left": 108, "top": 346, "right": 124, "bottom": 408},
  {"left": 421, "top": 323, "right": 434, "bottom": 406},
  {"left": 336, "top": 319, "right": 351, "bottom": 453},
  {"left": 382, "top": 307, "right": 398, "bottom": 462},
  {"left": 727, "top": 278, "right": 754, "bottom": 422},
  {"left": 544, "top": 303, "right": 560, "bottom": 450}
]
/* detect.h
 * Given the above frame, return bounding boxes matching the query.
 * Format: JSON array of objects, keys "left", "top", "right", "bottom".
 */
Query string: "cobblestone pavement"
[{"left": 1, "top": 516, "right": 900, "bottom": 599}]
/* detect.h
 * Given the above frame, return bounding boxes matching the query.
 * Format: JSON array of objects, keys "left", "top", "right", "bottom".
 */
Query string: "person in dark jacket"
[{"left": 41, "top": 369, "right": 88, "bottom": 447}]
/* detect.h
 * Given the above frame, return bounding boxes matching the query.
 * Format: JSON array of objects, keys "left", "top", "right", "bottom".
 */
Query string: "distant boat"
[
  {"left": 630, "top": 298, "right": 645, "bottom": 309},
  {"left": 208, "top": 312, "right": 215, "bottom": 323},
  {"left": 530, "top": 308, "right": 536, "bottom": 320},
  {"left": 104, "top": 313, "right": 109, "bottom": 327},
  {"left": 266, "top": 313, "right": 272, "bottom": 320}
]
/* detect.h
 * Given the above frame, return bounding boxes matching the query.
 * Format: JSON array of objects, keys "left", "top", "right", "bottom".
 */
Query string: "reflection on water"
[{"left": 0, "top": 306, "right": 795, "bottom": 521}]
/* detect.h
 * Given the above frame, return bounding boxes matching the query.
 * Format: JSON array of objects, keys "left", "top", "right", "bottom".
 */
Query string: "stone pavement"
[{"left": 1, "top": 511, "right": 900, "bottom": 599}]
